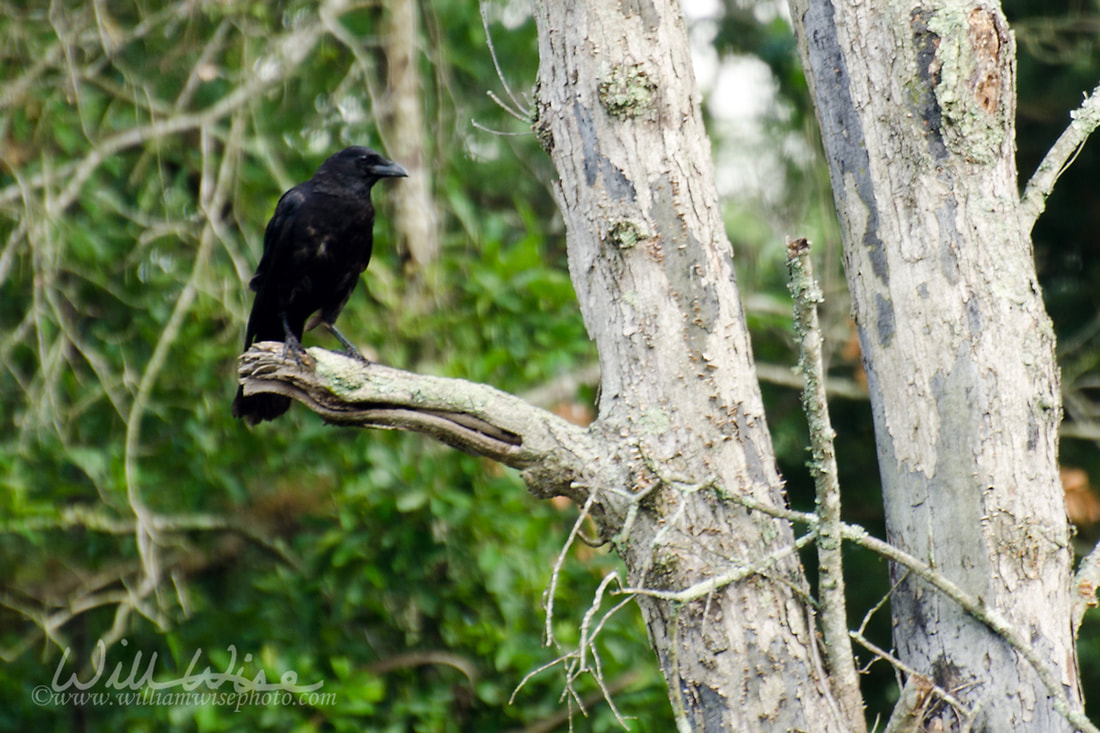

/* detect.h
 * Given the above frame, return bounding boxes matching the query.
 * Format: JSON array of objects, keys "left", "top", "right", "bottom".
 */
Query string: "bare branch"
[
  {"left": 543, "top": 489, "right": 601, "bottom": 649},
  {"left": 1073, "top": 540, "right": 1100, "bottom": 634},
  {"left": 873, "top": 660, "right": 961, "bottom": 733},
  {"left": 471, "top": 119, "right": 533, "bottom": 136},
  {"left": 365, "top": 651, "right": 480, "bottom": 684},
  {"left": 619, "top": 532, "right": 815, "bottom": 603},
  {"left": 504, "top": 670, "right": 641, "bottom": 733},
  {"left": 754, "top": 360, "right": 868, "bottom": 400},
  {"left": 520, "top": 363, "right": 602, "bottom": 408},
  {"left": 787, "top": 236, "right": 864, "bottom": 730},
  {"left": 478, "top": 0, "right": 531, "bottom": 121},
  {"left": 1020, "top": 82, "right": 1100, "bottom": 232},
  {"left": 515, "top": 359, "right": 867, "bottom": 410},
  {"left": 237, "top": 343, "right": 600, "bottom": 500},
  {"left": 123, "top": 123, "right": 233, "bottom": 600},
  {"left": 511, "top": 570, "right": 635, "bottom": 729}
]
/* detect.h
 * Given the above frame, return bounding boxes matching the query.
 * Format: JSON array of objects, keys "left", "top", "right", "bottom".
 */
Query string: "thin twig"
[
  {"left": 1073, "top": 539, "right": 1100, "bottom": 634},
  {"left": 786, "top": 236, "right": 865, "bottom": 730},
  {"left": 478, "top": 0, "right": 530, "bottom": 121},
  {"left": 619, "top": 532, "right": 815, "bottom": 603},
  {"left": 123, "top": 121, "right": 236, "bottom": 602},
  {"left": 851, "top": 631, "right": 971, "bottom": 725},
  {"left": 504, "top": 670, "right": 641, "bottom": 733},
  {"left": 1020, "top": 82, "right": 1100, "bottom": 232},
  {"left": 0, "top": 0, "right": 348, "bottom": 210},
  {"left": 513, "top": 569, "right": 637, "bottom": 731},
  {"left": 471, "top": 119, "right": 532, "bottom": 136},
  {"left": 543, "top": 487, "right": 600, "bottom": 649},
  {"left": 488, "top": 90, "right": 530, "bottom": 123}
]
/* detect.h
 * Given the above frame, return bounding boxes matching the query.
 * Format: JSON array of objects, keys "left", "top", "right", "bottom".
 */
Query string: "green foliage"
[{"left": 0, "top": 1, "right": 664, "bottom": 730}]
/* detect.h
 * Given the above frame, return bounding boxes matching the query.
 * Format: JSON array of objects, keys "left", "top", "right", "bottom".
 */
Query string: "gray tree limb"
[
  {"left": 787, "top": 238, "right": 864, "bottom": 730},
  {"left": 237, "top": 343, "right": 601, "bottom": 501},
  {"left": 1020, "top": 82, "right": 1100, "bottom": 233}
]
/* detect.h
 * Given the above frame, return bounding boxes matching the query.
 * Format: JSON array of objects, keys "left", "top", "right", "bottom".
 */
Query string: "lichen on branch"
[{"left": 237, "top": 342, "right": 603, "bottom": 501}]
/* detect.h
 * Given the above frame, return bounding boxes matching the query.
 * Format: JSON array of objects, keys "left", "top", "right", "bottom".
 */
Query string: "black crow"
[{"left": 232, "top": 146, "right": 407, "bottom": 424}]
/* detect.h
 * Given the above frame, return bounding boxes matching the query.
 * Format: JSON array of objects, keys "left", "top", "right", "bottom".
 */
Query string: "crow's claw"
[{"left": 324, "top": 323, "right": 371, "bottom": 365}]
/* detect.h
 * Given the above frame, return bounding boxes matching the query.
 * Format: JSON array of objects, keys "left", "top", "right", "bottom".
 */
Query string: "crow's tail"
[
  {"left": 232, "top": 383, "right": 291, "bottom": 426},
  {"left": 231, "top": 291, "right": 298, "bottom": 425}
]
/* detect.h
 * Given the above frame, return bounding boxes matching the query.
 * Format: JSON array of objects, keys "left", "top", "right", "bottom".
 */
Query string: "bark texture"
[
  {"left": 789, "top": 2, "right": 1081, "bottom": 730},
  {"left": 530, "top": 0, "right": 851, "bottom": 729}
]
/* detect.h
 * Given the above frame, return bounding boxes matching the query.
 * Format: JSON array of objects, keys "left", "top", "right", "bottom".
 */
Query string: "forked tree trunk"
[{"left": 789, "top": 1, "right": 1082, "bottom": 730}]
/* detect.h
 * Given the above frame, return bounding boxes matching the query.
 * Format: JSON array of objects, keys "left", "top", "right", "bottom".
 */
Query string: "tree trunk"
[
  {"left": 383, "top": 0, "right": 439, "bottom": 269},
  {"left": 529, "top": 0, "right": 852, "bottom": 729},
  {"left": 789, "top": 1, "right": 1082, "bottom": 730}
]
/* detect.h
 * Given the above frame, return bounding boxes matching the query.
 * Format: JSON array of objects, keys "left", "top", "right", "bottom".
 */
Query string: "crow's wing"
[{"left": 249, "top": 184, "right": 309, "bottom": 293}]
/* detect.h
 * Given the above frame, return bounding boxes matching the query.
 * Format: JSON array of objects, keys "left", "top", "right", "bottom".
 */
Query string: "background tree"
[
  {"left": 2, "top": 0, "right": 1100, "bottom": 731},
  {"left": 789, "top": 2, "right": 1091, "bottom": 730}
]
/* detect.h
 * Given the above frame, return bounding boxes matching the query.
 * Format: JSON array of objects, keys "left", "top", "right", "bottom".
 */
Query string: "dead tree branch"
[
  {"left": 1073, "top": 540, "right": 1100, "bottom": 634},
  {"left": 237, "top": 343, "right": 601, "bottom": 501},
  {"left": 787, "top": 236, "right": 864, "bottom": 729},
  {"left": 1020, "top": 82, "right": 1100, "bottom": 232},
  {"left": 728, "top": 493, "right": 1099, "bottom": 733}
]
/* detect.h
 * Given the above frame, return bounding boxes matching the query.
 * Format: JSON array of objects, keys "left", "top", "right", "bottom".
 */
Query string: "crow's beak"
[{"left": 371, "top": 161, "right": 408, "bottom": 179}]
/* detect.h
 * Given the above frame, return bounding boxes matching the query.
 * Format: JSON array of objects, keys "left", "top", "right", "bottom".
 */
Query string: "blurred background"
[{"left": 0, "top": 0, "right": 1097, "bottom": 729}]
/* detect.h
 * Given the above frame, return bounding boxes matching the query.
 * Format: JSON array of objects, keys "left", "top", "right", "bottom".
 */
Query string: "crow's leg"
[
  {"left": 323, "top": 322, "right": 370, "bottom": 364},
  {"left": 280, "top": 313, "right": 308, "bottom": 366}
]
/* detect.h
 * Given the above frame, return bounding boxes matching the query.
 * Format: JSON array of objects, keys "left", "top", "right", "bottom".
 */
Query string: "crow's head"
[{"left": 317, "top": 146, "right": 408, "bottom": 193}]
